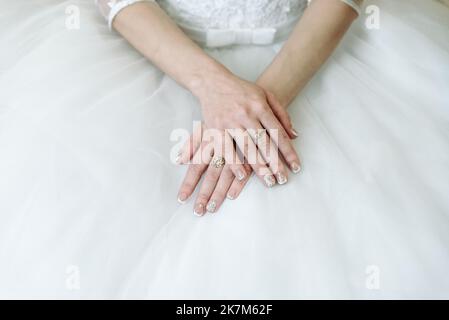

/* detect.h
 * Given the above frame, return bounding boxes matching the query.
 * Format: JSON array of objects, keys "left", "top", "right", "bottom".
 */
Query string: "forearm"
[
  {"left": 112, "top": 2, "right": 230, "bottom": 97},
  {"left": 257, "top": 0, "right": 360, "bottom": 108}
]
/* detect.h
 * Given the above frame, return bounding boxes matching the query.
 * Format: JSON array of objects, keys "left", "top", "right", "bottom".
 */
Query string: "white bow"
[{"left": 205, "top": 28, "right": 277, "bottom": 47}]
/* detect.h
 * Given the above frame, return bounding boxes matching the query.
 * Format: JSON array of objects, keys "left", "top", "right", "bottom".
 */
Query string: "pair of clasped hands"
[
  {"left": 175, "top": 71, "right": 301, "bottom": 216},
  {"left": 112, "top": 0, "right": 359, "bottom": 216}
]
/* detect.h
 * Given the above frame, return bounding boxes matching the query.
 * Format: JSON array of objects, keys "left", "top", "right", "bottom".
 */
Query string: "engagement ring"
[{"left": 211, "top": 156, "right": 225, "bottom": 169}]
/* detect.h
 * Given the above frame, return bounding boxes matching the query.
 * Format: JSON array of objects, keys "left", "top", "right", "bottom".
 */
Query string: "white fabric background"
[{"left": 0, "top": 0, "right": 448, "bottom": 299}]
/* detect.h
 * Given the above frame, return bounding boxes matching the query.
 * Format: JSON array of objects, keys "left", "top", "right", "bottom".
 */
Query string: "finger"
[
  {"left": 227, "top": 163, "right": 252, "bottom": 200},
  {"left": 264, "top": 90, "right": 298, "bottom": 139},
  {"left": 206, "top": 166, "right": 235, "bottom": 213},
  {"left": 249, "top": 124, "right": 289, "bottom": 185},
  {"left": 177, "top": 122, "right": 203, "bottom": 164},
  {"left": 177, "top": 140, "right": 213, "bottom": 204},
  {"left": 259, "top": 111, "right": 302, "bottom": 174},
  {"left": 229, "top": 127, "right": 276, "bottom": 188},
  {"left": 194, "top": 153, "right": 225, "bottom": 216},
  {"left": 222, "top": 131, "right": 247, "bottom": 182}
]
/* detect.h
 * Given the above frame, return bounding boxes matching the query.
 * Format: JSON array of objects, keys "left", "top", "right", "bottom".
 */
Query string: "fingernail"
[
  {"left": 291, "top": 128, "right": 299, "bottom": 137},
  {"left": 291, "top": 162, "right": 301, "bottom": 174},
  {"left": 227, "top": 193, "right": 235, "bottom": 200},
  {"left": 175, "top": 151, "right": 182, "bottom": 164},
  {"left": 237, "top": 170, "right": 246, "bottom": 181},
  {"left": 177, "top": 193, "right": 187, "bottom": 204},
  {"left": 276, "top": 172, "right": 288, "bottom": 185},
  {"left": 264, "top": 174, "right": 276, "bottom": 188},
  {"left": 194, "top": 203, "right": 205, "bottom": 216},
  {"left": 206, "top": 200, "right": 217, "bottom": 213}
]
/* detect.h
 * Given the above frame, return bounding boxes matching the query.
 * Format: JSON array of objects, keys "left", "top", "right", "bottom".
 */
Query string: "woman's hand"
[
  {"left": 179, "top": 157, "right": 253, "bottom": 216},
  {"left": 176, "top": 121, "right": 301, "bottom": 215},
  {"left": 177, "top": 123, "right": 253, "bottom": 215},
  {"left": 113, "top": 2, "right": 300, "bottom": 186},
  {"left": 190, "top": 70, "right": 301, "bottom": 187}
]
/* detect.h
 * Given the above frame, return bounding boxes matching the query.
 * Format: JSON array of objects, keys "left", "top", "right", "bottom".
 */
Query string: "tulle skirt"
[{"left": 0, "top": 0, "right": 449, "bottom": 299}]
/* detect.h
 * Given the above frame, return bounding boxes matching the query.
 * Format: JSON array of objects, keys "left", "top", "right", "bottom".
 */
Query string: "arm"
[
  {"left": 98, "top": 1, "right": 301, "bottom": 188},
  {"left": 257, "top": 0, "right": 362, "bottom": 108},
  {"left": 176, "top": 0, "right": 362, "bottom": 214},
  {"left": 110, "top": 1, "right": 226, "bottom": 97}
]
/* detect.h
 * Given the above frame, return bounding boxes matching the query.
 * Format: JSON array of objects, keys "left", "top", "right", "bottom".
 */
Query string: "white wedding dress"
[{"left": 0, "top": 0, "right": 449, "bottom": 299}]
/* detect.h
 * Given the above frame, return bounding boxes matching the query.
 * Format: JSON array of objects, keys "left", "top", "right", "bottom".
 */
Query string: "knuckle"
[
  {"left": 206, "top": 169, "right": 220, "bottom": 181},
  {"left": 197, "top": 193, "right": 210, "bottom": 202},
  {"left": 190, "top": 165, "right": 204, "bottom": 175},
  {"left": 224, "top": 167, "right": 235, "bottom": 178},
  {"left": 273, "top": 129, "right": 288, "bottom": 141},
  {"left": 180, "top": 182, "right": 194, "bottom": 193},
  {"left": 253, "top": 100, "right": 267, "bottom": 112},
  {"left": 283, "top": 151, "right": 297, "bottom": 162},
  {"left": 212, "top": 192, "right": 225, "bottom": 202},
  {"left": 235, "top": 107, "right": 251, "bottom": 119},
  {"left": 280, "top": 130, "right": 289, "bottom": 140},
  {"left": 252, "top": 86, "right": 266, "bottom": 98}
]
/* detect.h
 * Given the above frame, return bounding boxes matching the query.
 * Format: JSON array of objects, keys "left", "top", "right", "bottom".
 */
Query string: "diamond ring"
[
  {"left": 211, "top": 156, "right": 226, "bottom": 169},
  {"left": 253, "top": 129, "right": 266, "bottom": 142}
]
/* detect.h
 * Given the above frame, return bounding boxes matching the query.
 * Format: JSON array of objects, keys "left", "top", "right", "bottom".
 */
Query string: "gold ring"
[{"left": 211, "top": 156, "right": 226, "bottom": 169}]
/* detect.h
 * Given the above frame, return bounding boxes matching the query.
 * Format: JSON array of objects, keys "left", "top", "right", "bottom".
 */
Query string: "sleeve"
[
  {"left": 307, "top": 0, "right": 363, "bottom": 15},
  {"left": 95, "top": 0, "right": 157, "bottom": 30},
  {"left": 340, "top": 0, "right": 363, "bottom": 15}
]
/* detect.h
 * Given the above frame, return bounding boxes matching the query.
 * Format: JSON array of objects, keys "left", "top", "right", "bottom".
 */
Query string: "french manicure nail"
[
  {"left": 291, "top": 128, "right": 299, "bottom": 137},
  {"left": 276, "top": 172, "right": 288, "bottom": 185},
  {"left": 237, "top": 170, "right": 246, "bottom": 181},
  {"left": 264, "top": 174, "right": 276, "bottom": 188},
  {"left": 178, "top": 193, "right": 187, "bottom": 204},
  {"left": 227, "top": 193, "right": 235, "bottom": 200},
  {"left": 206, "top": 200, "right": 217, "bottom": 213},
  {"left": 291, "top": 162, "right": 301, "bottom": 174},
  {"left": 194, "top": 203, "right": 205, "bottom": 216},
  {"left": 175, "top": 151, "right": 182, "bottom": 164}
]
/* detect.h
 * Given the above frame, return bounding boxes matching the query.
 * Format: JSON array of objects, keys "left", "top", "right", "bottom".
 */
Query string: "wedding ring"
[
  {"left": 211, "top": 156, "right": 226, "bottom": 169},
  {"left": 252, "top": 129, "right": 266, "bottom": 143}
]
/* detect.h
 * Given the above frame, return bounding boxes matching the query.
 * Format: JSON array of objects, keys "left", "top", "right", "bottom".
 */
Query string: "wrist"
[
  {"left": 256, "top": 77, "right": 290, "bottom": 110},
  {"left": 186, "top": 58, "right": 233, "bottom": 100}
]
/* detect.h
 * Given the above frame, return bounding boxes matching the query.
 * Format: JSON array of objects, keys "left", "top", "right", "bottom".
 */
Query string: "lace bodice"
[
  {"left": 158, "top": 0, "right": 307, "bottom": 29},
  {"left": 95, "top": 0, "right": 362, "bottom": 46}
]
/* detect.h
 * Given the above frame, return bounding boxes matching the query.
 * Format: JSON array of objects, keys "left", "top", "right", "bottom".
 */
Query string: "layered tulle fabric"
[{"left": 0, "top": 0, "right": 449, "bottom": 299}]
